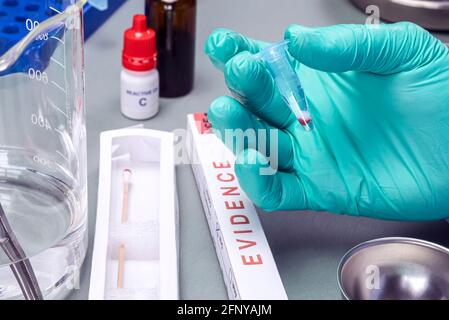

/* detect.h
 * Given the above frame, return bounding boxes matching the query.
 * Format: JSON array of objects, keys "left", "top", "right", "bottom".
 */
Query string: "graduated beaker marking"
[{"left": 0, "top": 1, "right": 87, "bottom": 300}]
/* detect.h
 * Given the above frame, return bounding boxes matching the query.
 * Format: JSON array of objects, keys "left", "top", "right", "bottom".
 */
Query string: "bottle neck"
[{"left": 123, "top": 68, "right": 157, "bottom": 76}]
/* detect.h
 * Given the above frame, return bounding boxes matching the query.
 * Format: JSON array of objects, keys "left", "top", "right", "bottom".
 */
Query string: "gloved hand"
[{"left": 204, "top": 22, "right": 449, "bottom": 221}]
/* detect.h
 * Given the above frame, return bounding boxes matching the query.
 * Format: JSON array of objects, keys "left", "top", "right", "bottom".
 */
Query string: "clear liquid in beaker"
[
  {"left": 0, "top": 156, "right": 86, "bottom": 300},
  {"left": 0, "top": 1, "right": 87, "bottom": 299}
]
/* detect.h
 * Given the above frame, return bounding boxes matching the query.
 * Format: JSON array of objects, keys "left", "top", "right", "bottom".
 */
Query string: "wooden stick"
[
  {"left": 121, "top": 169, "right": 132, "bottom": 223},
  {"left": 121, "top": 183, "right": 129, "bottom": 223},
  {"left": 117, "top": 244, "right": 126, "bottom": 289}
]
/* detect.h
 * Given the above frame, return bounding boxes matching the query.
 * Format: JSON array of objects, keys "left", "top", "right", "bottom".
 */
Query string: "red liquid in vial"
[{"left": 298, "top": 117, "right": 312, "bottom": 126}]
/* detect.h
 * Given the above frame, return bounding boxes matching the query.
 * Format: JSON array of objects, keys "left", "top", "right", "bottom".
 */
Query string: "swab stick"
[
  {"left": 121, "top": 169, "right": 132, "bottom": 223},
  {"left": 117, "top": 244, "right": 126, "bottom": 289}
]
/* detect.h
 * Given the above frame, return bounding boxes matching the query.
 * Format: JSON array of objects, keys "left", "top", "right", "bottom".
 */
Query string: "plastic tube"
[{"left": 254, "top": 41, "right": 313, "bottom": 132}]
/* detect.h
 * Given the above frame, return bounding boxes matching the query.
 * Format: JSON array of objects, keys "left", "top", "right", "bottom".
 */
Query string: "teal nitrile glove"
[{"left": 204, "top": 23, "right": 449, "bottom": 221}]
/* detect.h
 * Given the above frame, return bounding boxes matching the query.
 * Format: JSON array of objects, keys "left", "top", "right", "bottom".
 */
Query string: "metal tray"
[{"left": 350, "top": 0, "right": 449, "bottom": 31}]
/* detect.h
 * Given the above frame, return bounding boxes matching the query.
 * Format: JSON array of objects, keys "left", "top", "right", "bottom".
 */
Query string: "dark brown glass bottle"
[{"left": 145, "top": 0, "right": 196, "bottom": 98}]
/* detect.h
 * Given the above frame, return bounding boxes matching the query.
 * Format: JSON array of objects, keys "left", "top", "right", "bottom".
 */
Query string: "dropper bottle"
[{"left": 121, "top": 15, "right": 159, "bottom": 120}]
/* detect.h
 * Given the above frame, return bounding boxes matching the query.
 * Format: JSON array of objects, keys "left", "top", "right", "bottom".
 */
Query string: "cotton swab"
[{"left": 121, "top": 169, "right": 132, "bottom": 223}]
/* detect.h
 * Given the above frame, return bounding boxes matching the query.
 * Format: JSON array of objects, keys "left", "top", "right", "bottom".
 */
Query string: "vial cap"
[{"left": 122, "top": 15, "right": 157, "bottom": 72}]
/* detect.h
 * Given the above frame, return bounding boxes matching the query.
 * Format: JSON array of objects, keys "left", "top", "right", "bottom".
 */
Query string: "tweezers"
[{"left": 0, "top": 201, "right": 43, "bottom": 300}]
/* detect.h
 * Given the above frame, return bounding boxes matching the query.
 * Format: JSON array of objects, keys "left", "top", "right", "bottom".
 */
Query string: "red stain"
[
  {"left": 194, "top": 112, "right": 213, "bottom": 134},
  {"left": 298, "top": 117, "right": 311, "bottom": 126}
]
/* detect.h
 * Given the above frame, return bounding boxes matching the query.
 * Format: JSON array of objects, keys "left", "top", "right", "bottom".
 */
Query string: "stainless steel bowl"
[
  {"left": 338, "top": 238, "right": 449, "bottom": 300},
  {"left": 350, "top": 0, "right": 449, "bottom": 31}
]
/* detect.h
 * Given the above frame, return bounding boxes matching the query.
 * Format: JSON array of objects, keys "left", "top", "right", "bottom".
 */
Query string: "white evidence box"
[
  {"left": 89, "top": 128, "right": 179, "bottom": 300},
  {"left": 187, "top": 113, "right": 288, "bottom": 300}
]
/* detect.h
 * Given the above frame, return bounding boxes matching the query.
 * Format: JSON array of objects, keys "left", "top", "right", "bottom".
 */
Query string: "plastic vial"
[
  {"left": 121, "top": 15, "right": 159, "bottom": 120},
  {"left": 254, "top": 41, "right": 313, "bottom": 132}
]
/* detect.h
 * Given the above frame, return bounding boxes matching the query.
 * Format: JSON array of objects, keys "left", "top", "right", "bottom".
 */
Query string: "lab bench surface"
[{"left": 68, "top": 0, "right": 449, "bottom": 300}]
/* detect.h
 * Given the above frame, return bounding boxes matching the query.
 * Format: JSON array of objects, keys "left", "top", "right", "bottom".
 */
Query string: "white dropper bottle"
[{"left": 121, "top": 14, "right": 159, "bottom": 120}]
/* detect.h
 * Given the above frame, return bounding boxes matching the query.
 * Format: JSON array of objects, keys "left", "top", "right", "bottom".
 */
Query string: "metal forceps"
[{"left": 0, "top": 202, "right": 43, "bottom": 300}]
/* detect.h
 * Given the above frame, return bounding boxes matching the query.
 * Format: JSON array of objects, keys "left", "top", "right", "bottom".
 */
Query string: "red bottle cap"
[{"left": 122, "top": 15, "right": 157, "bottom": 72}]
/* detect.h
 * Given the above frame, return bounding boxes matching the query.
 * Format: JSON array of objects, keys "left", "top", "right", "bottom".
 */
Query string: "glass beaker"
[{"left": 0, "top": 1, "right": 87, "bottom": 299}]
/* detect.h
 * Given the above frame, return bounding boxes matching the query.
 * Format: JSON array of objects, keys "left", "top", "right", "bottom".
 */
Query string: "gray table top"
[{"left": 68, "top": 0, "right": 449, "bottom": 300}]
